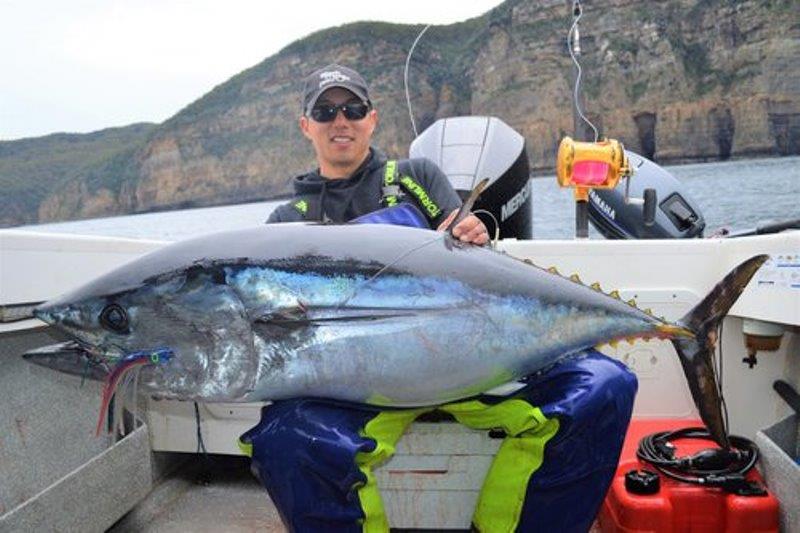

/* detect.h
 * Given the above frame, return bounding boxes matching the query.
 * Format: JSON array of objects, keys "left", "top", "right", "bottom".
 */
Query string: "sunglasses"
[{"left": 309, "top": 101, "right": 370, "bottom": 122}]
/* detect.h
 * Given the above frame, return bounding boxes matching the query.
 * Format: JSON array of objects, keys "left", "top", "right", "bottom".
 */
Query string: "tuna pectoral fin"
[
  {"left": 671, "top": 254, "right": 769, "bottom": 448},
  {"left": 254, "top": 305, "right": 416, "bottom": 328}
]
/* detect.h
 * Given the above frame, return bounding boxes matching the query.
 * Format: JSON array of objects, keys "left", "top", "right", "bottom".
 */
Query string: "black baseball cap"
[{"left": 302, "top": 64, "right": 370, "bottom": 115}]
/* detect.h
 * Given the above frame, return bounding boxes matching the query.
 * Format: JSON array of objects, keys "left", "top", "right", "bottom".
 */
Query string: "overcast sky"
[{"left": 0, "top": 0, "right": 505, "bottom": 140}]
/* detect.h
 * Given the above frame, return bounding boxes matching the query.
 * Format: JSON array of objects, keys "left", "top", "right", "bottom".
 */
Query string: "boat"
[
  {"left": 1, "top": 180, "right": 797, "bottom": 529},
  {"left": 2, "top": 4, "right": 798, "bottom": 530}
]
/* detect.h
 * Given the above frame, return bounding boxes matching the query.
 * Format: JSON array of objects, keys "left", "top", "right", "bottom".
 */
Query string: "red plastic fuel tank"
[{"left": 598, "top": 419, "right": 779, "bottom": 533}]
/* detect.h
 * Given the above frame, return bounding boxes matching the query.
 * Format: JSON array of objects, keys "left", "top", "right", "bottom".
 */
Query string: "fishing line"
[
  {"left": 112, "top": 379, "right": 121, "bottom": 436},
  {"left": 716, "top": 321, "right": 730, "bottom": 434},
  {"left": 122, "top": 373, "right": 132, "bottom": 435},
  {"left": 404, "top": 24, "right": 431, "bottom": 137},
  {"left": 81, "top": 358, "right": 91, "bottom": 387},
  {"left": 472, "top": 209, "right": 500, "bottom": 248},
  {"left": 131, "top": 366, "right": 141, "bottom": 433},
  {"left": 402, "top": 23, "right": 491, "bottom": 246},
  {"left": 120, "top": 370, "right": 139, "bottom": 436},
  {"left": 567, "top": 1, "right": 599, "bottom": 142},
  {"left": 124, "top": 371, "right": 134, "bottom": 434},
  {"left": 340, "top": 234, "right": 446, "bottom": 306},
  {"left": 114, "top": 372, "right": 131, "bottom": 437},
  {"left": 96, "top": 354, "right": 150, "bottom": 436},
  {"left": 194, "top": 401, "right": 209, "bottom": 456}
]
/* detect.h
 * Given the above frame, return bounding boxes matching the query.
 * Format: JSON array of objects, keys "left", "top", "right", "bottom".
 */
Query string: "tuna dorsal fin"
[{"left": 445, "top": 178, "right": 490, "bottom": 235}]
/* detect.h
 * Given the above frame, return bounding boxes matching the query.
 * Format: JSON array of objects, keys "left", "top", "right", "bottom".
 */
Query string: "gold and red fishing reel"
[
  {"left": 556, "top": 136, "right": 633, "bottom": 238},
  {"left": 557, "top": 136, "right": 631, "bottom": 201}
]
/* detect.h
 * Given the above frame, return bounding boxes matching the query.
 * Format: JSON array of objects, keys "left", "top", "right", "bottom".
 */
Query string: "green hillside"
[
  {"left": 0, "top": 123, "right": 155, "bottom": 226},
  {"left": 1, "top": 0, "right": 796, "bottom": 227}
]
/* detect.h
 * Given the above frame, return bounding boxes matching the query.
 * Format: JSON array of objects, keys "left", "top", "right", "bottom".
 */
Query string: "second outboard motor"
[
  {"left": 410, "top": 116, "right": 532, "bottom": 239},
  {"left": 588, "top": 152, "right": 705, "bottom": 239}
]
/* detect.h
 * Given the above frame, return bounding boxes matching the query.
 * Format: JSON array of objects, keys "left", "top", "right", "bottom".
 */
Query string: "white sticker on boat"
[{"left": 754, "top": 253, "right": 800, "bottom": 290}]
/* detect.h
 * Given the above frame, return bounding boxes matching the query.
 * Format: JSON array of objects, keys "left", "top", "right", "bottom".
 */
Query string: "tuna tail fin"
[{"left": 671, "top": 254, "right": 769, "bottom": 448}]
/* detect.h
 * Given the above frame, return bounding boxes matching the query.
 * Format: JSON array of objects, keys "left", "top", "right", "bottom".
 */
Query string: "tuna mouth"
[
  {"left": 33, "top": 303, "right": 57, "bottom": 325},
  {"left": 22, "top": 340, "right": 111, "bottom": 381},
  {"left": 33, "top": 302, "right": 81, "bottom": 333}
]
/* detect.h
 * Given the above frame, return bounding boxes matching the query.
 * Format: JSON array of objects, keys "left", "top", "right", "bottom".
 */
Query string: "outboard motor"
[
  {"left": 410, "top": 116, "right": 532, "bottom": 239},
  {"left": 588, "top": 152, "right": 705, "bottom": 239}
]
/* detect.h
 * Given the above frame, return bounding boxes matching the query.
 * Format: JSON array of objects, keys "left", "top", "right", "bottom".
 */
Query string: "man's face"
[{"left": 300, "top": 87, "right": 377, "bottom": 177}]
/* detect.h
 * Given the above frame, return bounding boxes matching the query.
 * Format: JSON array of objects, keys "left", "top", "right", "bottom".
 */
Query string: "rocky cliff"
[{"left": 2, "top": 0, "right": 797, "bottom": 226}]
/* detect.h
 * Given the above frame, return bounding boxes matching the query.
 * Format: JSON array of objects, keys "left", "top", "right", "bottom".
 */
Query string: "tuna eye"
[{"left": 99, "top": 304, "right": 129, "bottom": 334}]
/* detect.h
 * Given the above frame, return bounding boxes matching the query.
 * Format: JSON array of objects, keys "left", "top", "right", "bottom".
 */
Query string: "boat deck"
[
  {"left": 109, "top": 455, "right": 285, "bottom": 533},
  {"left": 108, "top": 453, "right": 604, "bottom": 532}
]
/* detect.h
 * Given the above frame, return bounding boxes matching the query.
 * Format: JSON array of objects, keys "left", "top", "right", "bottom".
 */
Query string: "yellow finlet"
[
  {"left": 627, "top": 298, "right": 637, "bottom": 307},
  {"left": 609, "top": 290, "right": 621, "bottom": 300},
  {"left": 366, "top": 392, "right": 395, "bottom": 406},
  {"left": 569, "top": 274, "right": 582, "bottom": 283},
  {"left": 609, "top": 339, "right": 619, "bottom": 348},
  {"left": 590, "top": 282, "right": 602, "bottom": 291},
  {"left": 656, "top": 324, "right": 694, "bottom": 339},
  {"left": 644, "top": 308, "right": 654, "bottom": 316},
  {"left": 547, "top": 266, "right": 560, "bottom": 275}
]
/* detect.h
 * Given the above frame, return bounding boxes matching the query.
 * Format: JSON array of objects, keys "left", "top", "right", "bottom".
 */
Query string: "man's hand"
[{"left": 437, "top": 209, "right": 490, "bottom": 245}]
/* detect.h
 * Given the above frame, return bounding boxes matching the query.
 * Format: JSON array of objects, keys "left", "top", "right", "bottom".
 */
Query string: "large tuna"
[{"left": 25, "top": 223, "right": 767, "bottom": 446}]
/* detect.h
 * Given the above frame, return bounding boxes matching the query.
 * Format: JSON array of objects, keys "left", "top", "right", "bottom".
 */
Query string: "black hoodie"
[{"left": 267, "top": 148, "right": 461, "bottom": 227}]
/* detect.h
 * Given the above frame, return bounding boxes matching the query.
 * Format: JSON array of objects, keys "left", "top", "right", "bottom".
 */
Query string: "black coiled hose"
[{"left": 636, "top": 427, "right": 766, "bottom": 495}]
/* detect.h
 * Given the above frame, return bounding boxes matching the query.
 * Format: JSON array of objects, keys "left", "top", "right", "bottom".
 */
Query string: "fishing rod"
[
  {"left": 715, "top": 217, "right": 800, "bottom": 238},
  {"left": 559, "top": 1, "right": 664, "bottom": 239},
  {"left": 402, "top": 23, "right": 502, "bottom": 245}
]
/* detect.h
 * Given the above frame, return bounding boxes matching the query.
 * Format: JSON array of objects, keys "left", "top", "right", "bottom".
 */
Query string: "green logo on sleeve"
[
  {"left": 293, "top": 199, "right": 309, "bottom": 215},
  {"left": 399, "top": 176, "right": 442, "bottom": 218}
]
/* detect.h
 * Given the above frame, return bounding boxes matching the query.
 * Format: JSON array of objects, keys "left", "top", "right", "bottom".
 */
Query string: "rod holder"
[{"left": 576, "top": 200, "right": 589, "bottom": 239}]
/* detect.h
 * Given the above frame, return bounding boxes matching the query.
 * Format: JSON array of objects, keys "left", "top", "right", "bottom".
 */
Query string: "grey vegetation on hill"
[{"left": 1, "top": 0, "right": 797, "bottom": 227}]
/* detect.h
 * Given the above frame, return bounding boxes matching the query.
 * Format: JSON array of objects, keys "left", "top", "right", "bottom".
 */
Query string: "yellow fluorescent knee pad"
[
  {"left": 441, "top": 399, "right": 560, "bottom": 532},
  {"left": 355, "top": 408, "right": 430, "bottom": 533}
]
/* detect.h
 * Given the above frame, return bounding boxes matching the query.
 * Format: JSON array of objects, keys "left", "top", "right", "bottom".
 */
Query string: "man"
[
  {"left": 266, "top": 64, "right": 489, "bottom": 245},
  {"left": 243, "top": 64, "right": 637, "bottom": 532}
]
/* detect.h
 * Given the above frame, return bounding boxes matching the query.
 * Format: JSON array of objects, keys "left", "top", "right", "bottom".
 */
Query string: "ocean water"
[{"left": 16, "top": 156, "right": 800, "bottom": 241}]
